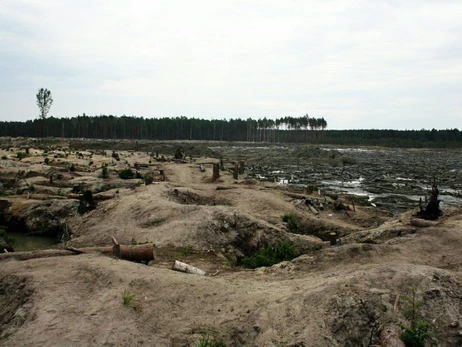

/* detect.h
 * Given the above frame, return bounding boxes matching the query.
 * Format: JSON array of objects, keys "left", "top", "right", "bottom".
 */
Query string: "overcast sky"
[{"left": 1, "top": 1, "right": 461, "bottom": 130}]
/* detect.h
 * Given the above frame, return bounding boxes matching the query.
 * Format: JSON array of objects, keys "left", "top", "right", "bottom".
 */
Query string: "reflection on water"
[{"left": 6, "top": 231, "right": 58, "bottom": 252}]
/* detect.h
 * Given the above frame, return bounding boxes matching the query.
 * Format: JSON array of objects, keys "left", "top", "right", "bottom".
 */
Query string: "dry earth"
[{"left": 1, "top": 138, "right": 462, "bottom": 346}]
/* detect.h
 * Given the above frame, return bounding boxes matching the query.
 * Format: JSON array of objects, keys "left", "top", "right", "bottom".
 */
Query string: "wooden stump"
[
  {"left": 233, "top": 163, "right": 239, "bottom": 180},
  {"left": 212, "top": 163, "right": 220, "bottom": 182},
  {"left": 239, "top": 161, "right": 245, "bottom": 175},
  {"left": 329, "top": 232, "right": 337, "bottom": 246}
]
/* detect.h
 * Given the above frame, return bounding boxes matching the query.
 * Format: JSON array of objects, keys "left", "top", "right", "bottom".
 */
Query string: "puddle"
[{"left": 5, "top": 231, "right": 59, "bottom": 252}]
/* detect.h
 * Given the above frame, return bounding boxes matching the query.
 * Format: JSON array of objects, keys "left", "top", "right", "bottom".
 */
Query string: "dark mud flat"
[{"left": 211, "top": 145, "right": 462, "bottom": 213}]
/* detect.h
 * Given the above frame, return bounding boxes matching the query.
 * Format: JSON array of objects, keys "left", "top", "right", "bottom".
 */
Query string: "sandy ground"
[{"left": 1, "top": 140, "right": 462, "bottom": 346}]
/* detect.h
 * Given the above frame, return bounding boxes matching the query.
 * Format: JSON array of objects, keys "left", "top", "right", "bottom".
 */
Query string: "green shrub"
[
  {"left": 241, "top": 240, "right": 299, "bottom": 269},
  {"left": 198, "top": 333, "right": 226, "bottom": 347},
  {"left": 398, "top": 288, "right": 435, "bottom": 347},
  {"left": 119, "top": 168, "right": 134, "bottom": 179},
  {"left": 16, "top": 152, "right": 27, "bottom": 160},
  {"left": 180, "top": 245, "right": 193, "bottom": 256},
  {"left": 282, "top": 212, "right": 298, "bottom": 230},
  {"left": 101, "top": 164, "right": 109, "bottom": 179},
  {"left": 1, "top": 155, "right": 7, "bottom": 160},
  {"left": 122, "top": 290, "right": 142, "bottom": 313}
]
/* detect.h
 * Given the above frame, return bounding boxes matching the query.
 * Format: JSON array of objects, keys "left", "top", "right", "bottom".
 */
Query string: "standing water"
[{"left": 5, "top": 231, "right": 59, "bottom": 252}]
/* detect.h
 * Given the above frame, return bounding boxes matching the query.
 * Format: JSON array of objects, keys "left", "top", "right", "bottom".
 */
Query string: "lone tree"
[{"left": 36, "top": 88, "right": 53, "bottom": 138}]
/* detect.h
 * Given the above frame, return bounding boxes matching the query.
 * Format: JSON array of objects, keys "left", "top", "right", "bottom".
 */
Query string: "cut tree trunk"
[
  {"left": 233, "top": 163, "right": 239, "bottom": 179},
  {"left": 172, "top": 260, "right": 206, "bottom": 275},
  {"left": 0, "top": 243, "right": 155, "bottom": 262},
  {"left": 212, "top": 163, "right": 220, "bottom": 182}
]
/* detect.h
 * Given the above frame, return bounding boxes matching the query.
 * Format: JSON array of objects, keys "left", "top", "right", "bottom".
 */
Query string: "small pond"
[{"left": 5, "top": 231, "right": 59, "bottom": 252}]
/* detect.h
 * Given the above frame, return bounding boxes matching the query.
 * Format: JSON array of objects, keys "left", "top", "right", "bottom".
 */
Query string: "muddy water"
[
  {"left": 211, "top": 145, "right": 462, "bottom": 213},
  {"left": 6, "top": 231, "right": 58, "bottom": 252}
]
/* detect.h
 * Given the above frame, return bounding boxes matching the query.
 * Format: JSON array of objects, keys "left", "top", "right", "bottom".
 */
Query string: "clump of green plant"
[
  {"left": 1, "top": 155, "right": 7, "bottom": 160},
  {"left": 119, "top": 167, "right": 134, "bottom": 179},
  {"left": 241, "top": 240, "right": 299, "bottom": 269},
  {"left": 100, "top": 164, "right": 109, "bottom": 179},
  {"left": 130, "top": 237, "right": 137, "bottom": 245},
  {"left": 122, "top": 290, "right": 142, "bottom": 313},
  {"left": 282, "top": 211, "right": 298, "bottom": 230},
  {"left": 16, "top": 152, "right": 27, "bottom": 160},
  {"left": 398, "top": 287, "right": 435, "bottom": 347},
  {"left": 197, "top": 332, "right": 226, "bottom": 347},
  {"left": 180, "top": 245, "right": 193, "bottom": 256}
]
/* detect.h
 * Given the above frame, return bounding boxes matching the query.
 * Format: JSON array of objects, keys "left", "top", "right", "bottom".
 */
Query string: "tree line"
[{"left": 0, "top": 114, "right": 461, "bottom": 148}]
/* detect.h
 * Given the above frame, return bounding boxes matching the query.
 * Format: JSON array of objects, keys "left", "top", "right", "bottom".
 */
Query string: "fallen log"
[
  {"left": 0, "top": 243, "right": 155, "bottom": 263},
  {"left": 410, "top": 218, "right": 439, "bottom": 228},
  {"left": 321, "top": 191, "right": 339, "bottom": 200},
  {"left": 111, "top": 236, "right": 155, "bottom": 263},
  {"left": 308, "top": 204, "right": 319, "bottom": 215},
  {"left": 172, "top": 260, "right": 206, "bottom": 275},
  {"left": 68, "top": 193, "right": 115, "bottom": 201},
  {"left": 283, "top": 192, "right": 306, "bottom": 199},
  {"left": 0, "top": 249, "right": 80, "bottom": 261},
  {"left": 216, "top": 186, "right": 238, "bottom": 190}
]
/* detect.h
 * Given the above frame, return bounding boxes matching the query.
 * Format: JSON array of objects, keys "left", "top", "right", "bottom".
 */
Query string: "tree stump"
[
  {"left": 212, "top": 163, "right": 220, "bottom": 182},
  {"left": 233, "top": 163, "right": 239, "bottom": 180},
  {"left": 239, "top": 161, "right": 245, "bottom": 174},
  {"left": 418, "top": 180, "right": 441, "bottom": 220}
]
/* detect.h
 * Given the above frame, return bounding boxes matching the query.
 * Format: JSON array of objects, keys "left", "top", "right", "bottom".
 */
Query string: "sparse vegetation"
[
  {"left": 241, "top": 240, "right": 299, "bottom": 269},
  {"left": 180, "top": 245, "right": 193, "bottom": 256},
  {"left": 100, "top": 164, "right": 109, "bottom": 179},
  {"left": 16, "top": 152, "right": 27, "bottom": 160},
  {"left": 398, "top": 287, "right": 435, "bottom": 347},
  {"left": 130, "top": 237, "right": 137, "bottom": 245},
  {"left": 282, "top": 211, "right": 298, "bottom": 230},
  {"left": 197, "top": 333, "right": 226, "bottom": 347},
  {"left": 119, "top": 167, "right": 134, "bottom": 179},
  {"left": 1, "top": 155, "right": 7, "bottom": 160},
  {"left": 122, "top": 290, "right": 142, "bottom": 313}
]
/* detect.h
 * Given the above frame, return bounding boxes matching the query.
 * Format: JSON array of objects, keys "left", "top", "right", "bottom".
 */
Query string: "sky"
[{"left": 1, "top": 0, "right": 461, "bottom": 130}]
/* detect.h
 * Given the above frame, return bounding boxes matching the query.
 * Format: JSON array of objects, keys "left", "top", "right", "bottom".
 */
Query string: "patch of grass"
[
  {"left": 122, "top": 290, "right": 142, "bottom": 313},
  {"left": 241, "top": 240, "right": 299, "bottom": 269},
  {"left": 180, "top": 245, "right": 193, "bottom": 256},
  {"left": 119, "top": 167, "right": 134, "bottom": 179},
  {"left": 100, "top": 164, "right": 109, "bottom": 179},
  {"left": 1, "top": 155, "right": 7, "bottom": 160},
  {"left": 130, "top": 237, "right": 137, "bottom": 245},
  {"left": 197, "top": 333, "right": 226, "bottom": 347},
  {"left": 398, "top": 287, "right": 435, "bottom": 347},
  {"left": 282, "top": 211, "right": 298, "bottom": 230}
]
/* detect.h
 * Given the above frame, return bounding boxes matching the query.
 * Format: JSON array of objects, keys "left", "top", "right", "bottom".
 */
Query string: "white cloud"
[{"left": 0, "top": 0, "right": 461, "bottom": 129}]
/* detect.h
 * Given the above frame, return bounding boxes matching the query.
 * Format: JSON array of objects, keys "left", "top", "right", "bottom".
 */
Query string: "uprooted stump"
[
  {"left": 417, "top": 180, "right": 442, "bottom": 220},
  {"left": 77, "top": 190, "right": 97, "bottom": 215}
]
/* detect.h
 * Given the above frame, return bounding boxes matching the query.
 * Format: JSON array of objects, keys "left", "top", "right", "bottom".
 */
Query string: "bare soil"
[{"left": 1, "top": 138, "right": 462, "bottom": 346}]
